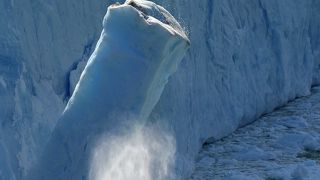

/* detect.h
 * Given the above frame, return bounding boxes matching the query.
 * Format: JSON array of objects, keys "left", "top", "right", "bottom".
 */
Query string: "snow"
[
  {"left": 0, "top": 0, "right": 320, "bottom": 179},
  {"left": 190, "top": 87, "right": 320, "bottom": 179},
  {"left": 26, "top": 1, "right": 189, "bottom": 179}
]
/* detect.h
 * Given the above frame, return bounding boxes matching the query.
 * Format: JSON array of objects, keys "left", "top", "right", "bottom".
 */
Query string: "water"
[{"left": 190, "top": 87, "right": 320, "bottom": 179}]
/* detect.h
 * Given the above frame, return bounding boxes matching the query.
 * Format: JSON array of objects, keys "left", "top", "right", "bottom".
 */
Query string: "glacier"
[{"left": 0, "top": 0, "right": 320, "bottom": 179}]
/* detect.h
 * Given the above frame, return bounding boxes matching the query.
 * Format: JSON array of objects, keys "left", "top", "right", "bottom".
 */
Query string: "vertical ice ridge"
[{"left": 25, "top": 1, "right": 189, "bottom": 179}]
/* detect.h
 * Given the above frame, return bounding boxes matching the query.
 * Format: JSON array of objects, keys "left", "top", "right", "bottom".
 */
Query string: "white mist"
[{"left": 89, "top": 125, "right": 176, "bottom": 180}]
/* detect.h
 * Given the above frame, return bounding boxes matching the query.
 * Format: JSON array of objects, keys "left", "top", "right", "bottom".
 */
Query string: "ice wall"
[
  {"left": 0, "top": 1, "right": 115, "bottom": 179},
  {"left": 310, "top": 0, "right": 320, "bottom": 85},
  {"left": 1, "top": 0, "right": 320, "bottom": 179},
  {"left": 151, "top": 0, "right": 319, "bottom": 175}
]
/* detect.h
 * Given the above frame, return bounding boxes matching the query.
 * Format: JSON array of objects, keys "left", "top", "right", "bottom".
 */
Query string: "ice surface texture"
[
  {"left": 26, "top": 1, "right": 189, "bottom": 179},
  {"left": 191, "top": 87, "right": 320, "bottom": 179},
  {"left": 1, "top": 0, "right": 320, "bottom": 179}
]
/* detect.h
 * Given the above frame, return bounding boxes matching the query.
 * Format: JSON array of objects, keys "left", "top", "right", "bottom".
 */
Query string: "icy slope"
[
  {"left": 1, "top": 0, "right": 320, "bottom": 179},
  {"left": 26, "top": 1, "right": 189, "bottom": 179}
]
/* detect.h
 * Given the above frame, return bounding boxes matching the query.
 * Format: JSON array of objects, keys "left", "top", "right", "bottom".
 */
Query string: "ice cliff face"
[
  {"left": 154, "top": 0, "right": 320, "bottom": 175},
  {"left": 0, "top": 1, "right": 114, "bottom": 179},
  {"left": 0, "top": 0, "right": 320, "bottom": 179}
]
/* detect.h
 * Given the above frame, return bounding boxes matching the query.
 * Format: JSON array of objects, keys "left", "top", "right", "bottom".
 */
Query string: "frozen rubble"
[{"left": 190, "top": 87, "right": 320, "bottom": 180}]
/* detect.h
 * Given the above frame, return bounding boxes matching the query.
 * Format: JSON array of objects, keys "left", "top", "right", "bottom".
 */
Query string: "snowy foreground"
[{"left": 190, "top": 87, "right": 320, "bottom": 180}]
